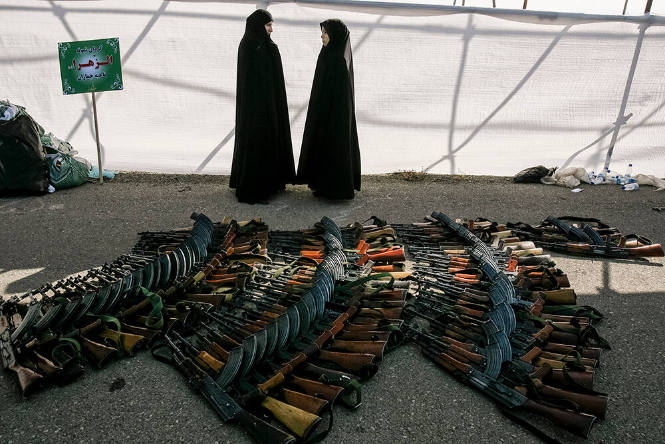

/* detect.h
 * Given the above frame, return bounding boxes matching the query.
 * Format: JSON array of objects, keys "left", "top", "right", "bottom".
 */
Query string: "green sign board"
[{"left": 58, "top": 38, "right": 123, "bottom": 95}]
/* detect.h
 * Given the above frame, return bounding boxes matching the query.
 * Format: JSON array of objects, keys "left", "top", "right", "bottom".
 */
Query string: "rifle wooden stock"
[
  {"left": 443, "top": 249, "right": 466, "bottom": 255},
  {"left": 97, "top": 328, "right": 146, "bottom": 355},
  {"left": 8, "top": 359, "right": 43, "bottom": 394},
  {"left": 440, "top": 335, "right": 476, "bottom": 352},
  {"left": 195, "top": 351, "right": 225, "bottom": 373},
  {"left": 370, "top": 271, "right": 411, "bottom": 280},
  {"left": 626, "top": 243, "right": 664, "bottom": 257},
  {"left": 239, "top": 323, "right": 263, "bottom": 334},
  {"left": 533, "top": 325, "right": 554, "bottom": 342},
  {"left": 331, "top": 340, "right": 387, "bottom": 359},
  {"left": 547, "top": 369, "right": 594, "bottom": 390},
  {"left": 502, "top": 241, "right": 536, "bottom": 250},
  {"left": 511, "top": 248, "right": 544, "bottom": 257},
  {"left": 215, "top": 333, "right": 241, "bottom": 349},
  {"left": 120, "top": 322, "right": 161, "bottom": 342},
  {"left": 257, "top": 372, "right": 286, "bottom": 393},
  {"left": 30, "top": 350, "right": 62, "bottom": 377},
  {"left": 206, "top": 341, "right": 231, "bottom": 362},
  {"left": 3, "top": 311, "right": 43, "bottom": 392},
  {"left": 265, "top": 304, "right": 288, "bottom": 313},
  {"left": 544, "top": 343, "right": 602, "bottom": 360},
  {"left": 443, "top": 328, "right": 466, "bottom": 342},
  {"left": 281, "top": 388, "right": 329, "bottom": 415},
  {"left": 520, "top": 347, "right": 541, "bottom": 363},
  {"left": 363, "top": 227, "right": 396, "bottom": 240},
  {"left": 447, "top": 344, "right": 484, "bottom": 366},
  {"left": 454, "top": 305, "right": 485, "bottom": 319},
  {"left": 532, "top": 379, "right": 607, "bottom": 419},
  {"left": 260, "top": 396, "right": 322, "bottom": 439},
  {"left": 198, "top": 325, "right": 239, "bottom": 358},
  {"left": 423, "top": 348, "right": 472, "bottom": 374},
  {"left": 317, "top": 350, "right": 378, "bottom": 379},
  {"left": 539, "top": 351, "right": 597, "bottom": 368},
  {"left": 371, "top": 264, "right": 405, "bottom": 273},
  {"left": 490, "top": 230, "right": 513, "bottom": 241},
  {"left": 498, "top": 237, "right": 521, "bottom": 248},
  {"left": 529, "top": 298, "right": 545, "bottom": 317},
  {"left": 225, "top": 244, "right": 258, "bottom": 254},
  {"left": 344, "top": 321, "right": 399, "bottom": 331},
  {"left": 549, "top": 330, "right": 581, "bottom": 345},
  {"left": 550, "top": 323, "right": 588, "bottom": 334},
  {"left": 80, "top": 336, "right": 117, "bottom": 368},
  {"left": 118, "top": 297, "right": 152, "bottom": 320},
  {"left": 289, "top": 375, "right": 345, "bottom": 404},
  {"left": 521, "top": 399, "right": 595, "bottom": 438},
  {"left": 534, "top": 357, "right": 593, "bottom": 373},
  {"left": 534, "top": 289, "right": 577, "bottom": 305},
  {"left": 458, "top": 291, "right": 490, "bottom": 304},
  {"left": 528, "top": 364, "right": 552, "bottom": 381},
  {"left": 563, "top": 242, "right": 664, "bottom": 258}
]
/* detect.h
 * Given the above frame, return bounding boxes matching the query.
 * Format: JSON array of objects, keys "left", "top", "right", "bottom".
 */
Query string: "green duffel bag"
[{"left": 46, "top": 152, "right": 89, "bottom": 189}]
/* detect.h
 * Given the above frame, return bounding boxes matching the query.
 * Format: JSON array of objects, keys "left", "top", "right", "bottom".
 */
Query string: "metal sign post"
[{"left": 57, "top": 38, "right": 123, "bottom": 184}]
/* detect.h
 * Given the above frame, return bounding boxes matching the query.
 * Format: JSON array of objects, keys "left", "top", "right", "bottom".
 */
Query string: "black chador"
[
  {"left": 297, "top": 19, "right": 361, "bottom": 199},
  {"left": 230, "top": 9, "right": 295, "bottom": 203}
]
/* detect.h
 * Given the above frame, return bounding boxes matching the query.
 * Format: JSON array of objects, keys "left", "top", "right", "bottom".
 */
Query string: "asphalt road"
[{"left": 1, "top": 173, "right": 664, "bottom": 444}]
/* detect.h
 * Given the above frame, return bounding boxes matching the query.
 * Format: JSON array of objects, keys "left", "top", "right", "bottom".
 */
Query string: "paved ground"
[{"left": 1, "top": 173, "right": 664, "bottom": 444}]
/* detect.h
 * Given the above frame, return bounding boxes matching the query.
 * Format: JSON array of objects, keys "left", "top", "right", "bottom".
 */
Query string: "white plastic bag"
[
  {"left": 540, "top": 167, "right": 590, "bottom": 188},
  {"left": 634, "top": 174, "right": 665, "bottom": 191}
]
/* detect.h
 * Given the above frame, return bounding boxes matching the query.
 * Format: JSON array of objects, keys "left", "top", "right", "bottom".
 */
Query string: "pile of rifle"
[
  {"left": 393, "top": 212, "right": 611, "bottom": 441},
  {"left": 0, "top": 212, "right": 215, "bottom": 394},
  {"left": 149, "top": 216, "right": 408, "bottom": 443},
  {"left": 5, "top": 210, "right": 654, "bottom": 442},
  {"left": 502, "top": 215, "right": 664, "bottom": 260}
]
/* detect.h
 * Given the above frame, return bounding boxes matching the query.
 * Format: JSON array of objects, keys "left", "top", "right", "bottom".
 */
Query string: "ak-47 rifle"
[
  {"left": 431, "top": 349, "right": 597, "bottom": 438},
  {"left": 154, "top": 334, "right": 295, "bottom": 444},
  {"left": 0, "top": 314, "right": 43, "bottom": 394},
  {"left": 534, "top": 240, "right": 663, "bottom": 259}
]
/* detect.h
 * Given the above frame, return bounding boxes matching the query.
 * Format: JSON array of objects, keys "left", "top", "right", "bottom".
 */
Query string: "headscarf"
[
  {"left": 320, "top": 19, "right": 354, "bottom": 96},
  {"left": 244, "top": 9, "right": 273, "bottom": 42}
]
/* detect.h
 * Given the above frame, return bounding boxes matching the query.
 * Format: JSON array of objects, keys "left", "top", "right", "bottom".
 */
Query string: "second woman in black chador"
[
  {"left": 230, "top": 9, "right": 295, "bottom": 204},
  {"left": 297, "top": 19, "right": 361, "bottom": 199}
]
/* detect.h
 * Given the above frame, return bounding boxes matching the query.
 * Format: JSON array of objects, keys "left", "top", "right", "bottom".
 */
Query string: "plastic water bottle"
[
  {"left": 592, "top": 171, "right": 605, "bottom": 184},
  {"left": 622, "top": 182, "right": 639, "bottom": 191},
  {"left": 606, "top": 169, "right": 618, "bottom": 184},
  {"left": 625, "top": 163, "right": 634, "bottom": 183}
]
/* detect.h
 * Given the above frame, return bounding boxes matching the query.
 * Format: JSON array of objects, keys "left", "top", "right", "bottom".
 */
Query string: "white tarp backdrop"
[{"left": 1, "top": 0, "right": 664, "bottom": 177}]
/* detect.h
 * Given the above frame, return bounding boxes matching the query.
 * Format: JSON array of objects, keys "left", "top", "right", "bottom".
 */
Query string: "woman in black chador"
[
  {"left": 230, "top": 9, "right": 295, "bottom": 203},
  {"left": 297, "top": 19, "right": 360, "bottom": 199}
]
